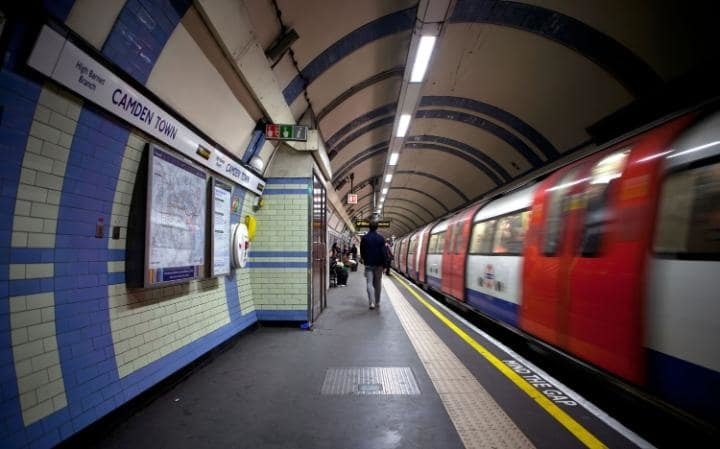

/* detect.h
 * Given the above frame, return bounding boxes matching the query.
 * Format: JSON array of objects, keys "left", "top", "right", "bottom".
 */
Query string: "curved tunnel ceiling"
[{"left": 244, "top": 0, "right": 716, "bottom": 237}]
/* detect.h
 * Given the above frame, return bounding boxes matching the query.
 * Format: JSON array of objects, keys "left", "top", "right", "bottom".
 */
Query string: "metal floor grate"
[{"left": 321, "top": 367, "right": 421, "bottom": 395}]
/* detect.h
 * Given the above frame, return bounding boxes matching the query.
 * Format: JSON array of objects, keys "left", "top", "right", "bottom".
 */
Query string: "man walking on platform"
[{"left": 360, "top": 219, "right": 386, "bottom": 310}]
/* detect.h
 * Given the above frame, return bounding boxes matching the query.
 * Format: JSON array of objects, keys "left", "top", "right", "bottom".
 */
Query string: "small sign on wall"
[{"left": 347, "top": 193, "right": 357, "bottom": 204}]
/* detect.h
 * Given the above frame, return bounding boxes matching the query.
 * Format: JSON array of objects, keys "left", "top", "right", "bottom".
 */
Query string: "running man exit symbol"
[{"left": 265, "top": 124, "right": 279, "bottom": 138}]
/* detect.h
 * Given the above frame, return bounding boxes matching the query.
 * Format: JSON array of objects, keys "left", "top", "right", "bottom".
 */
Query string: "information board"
[
  {"left": 145, "top": 145, "right": 207, "bottom": 287},
  {"left": 211, "top": 179, "right": 232, "bottom": 277}
]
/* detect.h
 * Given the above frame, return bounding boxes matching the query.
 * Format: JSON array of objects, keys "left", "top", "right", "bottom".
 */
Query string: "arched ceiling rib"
[
  {"left": 317, "top": 67, "right": 404, "bottom": 122},
  {"left": 448, "top": 0, "right": 663, "bottom": 96},
  {"left": 241, "top": 0, "right": 716, "bottom": 239}
]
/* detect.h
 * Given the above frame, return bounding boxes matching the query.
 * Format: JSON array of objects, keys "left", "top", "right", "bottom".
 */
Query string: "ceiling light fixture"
[
  {"left": 385, "top": 174, "right": 393, "bottom": 183},
  {"left": 396, "top": 114, "right": 411, "bottom": 137},
  {"left": 382, "top": 187, "right": 388, "bottom": 194},
  {"left": 410, "top": 35, "right": 436, "bottom": 82},
  {"left": 388, "top": 152, "right": 399, "bottom": 166}
]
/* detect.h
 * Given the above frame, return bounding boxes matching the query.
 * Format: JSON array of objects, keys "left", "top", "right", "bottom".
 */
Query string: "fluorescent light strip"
[
  {"left": 397, "top": 114, "right": 411, "bottom": 137},
  {"left": 389, "top": 152, "right": 399, "bottom": 166},
  {"left": 385, "top": 174, "right": 393, "bottom": 183},
  {"left": 410, "top": 35, "right": 436, "bottom": 82},
  {"left": 382, "top": 187, "right": 388, "bottom": 194}
]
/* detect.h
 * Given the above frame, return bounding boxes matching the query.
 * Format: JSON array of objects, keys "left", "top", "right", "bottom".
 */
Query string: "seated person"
[{"left": 331, "top": 256, "right": 348, "bottom": 286}]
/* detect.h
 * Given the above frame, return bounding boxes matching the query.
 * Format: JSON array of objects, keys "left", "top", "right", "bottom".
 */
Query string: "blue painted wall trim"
[
  {"left": 241, "top": 130, "right": 264, "bottom": 164},
  {"left": 449, "top": 0, "right": 662, "bottom": 97},
  {"left": 396, "top": 170, "right": 469, "bottom": 202},
  {"left": 263, "top": 189, "right": 309, "bottom": 195},
  {"left": 283, "top": 7, "right": 416, "bottom": 104},
  {"left": 247, "top": 262, "right": 309, "bottom": 269},
  {"left": 406, "top": 134, "right": 512, "bottom": 182},
  {"left": 416, "top": 109, "right": 542, "bottom": 167},
  {"left": 328, "top": 116, "right": 394, "bottom": 160},
  {"left": 332, "top": 141, "right": 388, "bottom": 184},
  {"left": 420, "top": 96, "right": 558, "bottom": 159},
  {"left": 102, "top": 0, "right": 193, "bottom": 84},
  {"left": 404, "top": 141, "right": 503, "bottom": 185},
  {"left": 42, "top": 0, "right": 75, "bottom": 22},
  {"left": 317, "top": 67, "right": 404, "bottom": 122},
  {"left": 0, "top": 64, "right": 43, "bottom": 449},
  {"left": 265, "top": 177, "right": 311, "bottom": 185},
  {"left": 389, "top": 187, "right": 448, "bottom": 213},
  {"left": 249, "top": 251, "right": 309, "bottom": 258},
  {"left": 325, "top": 102, "right": 396, "bottom": 148},
  {"left": 256, "top": 310, "right": 307, "bottom": 321}
]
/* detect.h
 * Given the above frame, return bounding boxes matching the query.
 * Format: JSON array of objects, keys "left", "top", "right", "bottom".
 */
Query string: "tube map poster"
[{"left": 147, "top": 146, "right": 206, "bottom": 284}]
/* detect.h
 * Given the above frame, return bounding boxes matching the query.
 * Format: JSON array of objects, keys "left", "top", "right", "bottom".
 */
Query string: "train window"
[
  {"left": 428, "top": 234, "right": 437, "bottom": 253},
  {"left": 428, "top": 233, "right": 442, "bottom": 254},
  {"left": 453, "top": 223, "right": 464, "bottom": 253},
  {"left": 543, "top": 170, "right": 577, "bottom": 255},
  {"left": 409, "top": 237, "right": 418, "bottom": 254},
  {"left": 446, "top": 226, "right": 456, "bottom": 254},
  {"left": 493, "top": 211, "right": 531, "bottom": 254},
  {"left": 654, "top": 161, "right": 720, "bottom": 258},
  {"left": 579, "top": 150, "right": 630, "bottom": 257},
  {"left": 436, "top": 232, "right": 446, "bottom": 253},
  {"left": 469, "top": 220, "right": 496, "bottom": 254}
]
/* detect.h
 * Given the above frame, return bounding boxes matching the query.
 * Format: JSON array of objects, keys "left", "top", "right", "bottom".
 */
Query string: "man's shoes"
[
  {"left": 369, "top": 302, "right": 375, "bottom": 309},
  {"left": 375, "top": 301, "right": 380, "bottom": 308}
]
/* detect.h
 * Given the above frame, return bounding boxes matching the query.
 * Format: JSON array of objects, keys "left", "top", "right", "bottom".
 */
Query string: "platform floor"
[{"left": 90, "top": 269, "right": 651, "bottom": 449}]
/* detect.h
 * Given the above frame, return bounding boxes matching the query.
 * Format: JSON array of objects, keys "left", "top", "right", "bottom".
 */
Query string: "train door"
[
  {"left": 440, "top": 218, "right": 461, "bottom": 297},
  {"left": 521, "top": 165, "right": 586, "bottom": 346},
  {"left": 412, "top": 228, "right": 427, "bottom": 283},
  {"left": 417, "top": 224, "right": 433, "bottom": 284},
  {"left": 407, "top": 233, "right": 418, "bottom": 279},
  {"left": 567, "top": 117, "right": 689, "bottom": 383},
  {"left": 442, "top": 207, "right": 479, "bottom": 300},
  {"left": 399, "top": 237, "right": 409, "bottom": 274},
  {"left": 426, "top": 220, "right": 449, "bottom": 291}
]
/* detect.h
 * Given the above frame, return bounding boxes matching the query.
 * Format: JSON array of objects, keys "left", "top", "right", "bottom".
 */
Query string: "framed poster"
[
  {"left": 211, "top": 179, "right": 232, "bottom": 276},
  {"left": 145, "top": 145, "right": 207, "bottom": 287}
]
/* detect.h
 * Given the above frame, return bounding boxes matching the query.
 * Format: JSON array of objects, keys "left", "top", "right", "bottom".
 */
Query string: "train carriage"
[
  {"left": 391, "top": 107, "right": 720, "bottom": 426},
  {"left": 645, "top": 112, "right": 720, "bottom": 423},
  {"left": 465, "top": 186, "right": 535, "bottom": 326},
  {"left": 521, "top": 113, "right": 694, "bottom": 383}
]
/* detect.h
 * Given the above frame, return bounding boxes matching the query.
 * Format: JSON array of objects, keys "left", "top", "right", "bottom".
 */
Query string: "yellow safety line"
[{"left": 391, "top": 274, "right": 607, "bottom": 449}]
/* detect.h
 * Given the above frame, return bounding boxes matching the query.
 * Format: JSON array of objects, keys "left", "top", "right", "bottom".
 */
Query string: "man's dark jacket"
[{"left": 360, "top": 230, "right": 386, "bottom": 267}]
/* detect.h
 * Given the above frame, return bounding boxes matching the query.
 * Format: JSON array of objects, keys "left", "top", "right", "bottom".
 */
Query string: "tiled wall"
[
  {"left": 249, "top": 179, "right": 310, "bottom": 321},
  {"left": 0, "top": 2, "right": 310, "bottom": 449}
]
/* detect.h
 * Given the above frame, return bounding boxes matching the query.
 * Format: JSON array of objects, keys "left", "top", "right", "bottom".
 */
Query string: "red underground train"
[{"left": 392, "top": 107, "right": 720, "bottom": 427}]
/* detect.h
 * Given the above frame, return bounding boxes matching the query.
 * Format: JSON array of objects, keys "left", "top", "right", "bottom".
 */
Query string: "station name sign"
[
  {"left": 27, "top": 25, "right": 265, "bottom": 196},
  {"left": 355, "top": 219, "right": 391, "bottom": 228}
]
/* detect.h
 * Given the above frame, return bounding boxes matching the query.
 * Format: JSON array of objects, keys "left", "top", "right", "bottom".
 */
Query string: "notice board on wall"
[
  {"left": 145, "top": 145, "right": 207, "bottom": 287},
  {"left": 211, "top": 179, "right": 232, "bottom": 277}
]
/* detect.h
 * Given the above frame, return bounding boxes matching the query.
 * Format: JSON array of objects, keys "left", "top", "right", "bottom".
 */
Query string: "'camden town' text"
[{"left": 112, "top": 88, "right": 178, "bottom": 140}]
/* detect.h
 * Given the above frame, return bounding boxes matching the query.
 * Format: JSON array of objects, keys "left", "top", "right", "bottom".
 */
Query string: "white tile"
[
  {"left": 28, "top": 233, "right": 55, "bottom": 248},
  {"left": 11, "top": 232, "right": 28, "bottom": 247}
]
